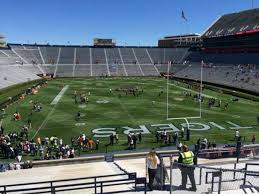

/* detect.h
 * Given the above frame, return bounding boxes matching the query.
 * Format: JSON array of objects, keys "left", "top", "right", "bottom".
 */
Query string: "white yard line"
[
  {"left": 31, "top": 105, "right": 57, "bottom": 139},
  {"left": 32, "top": 85, "right": 69, "bottom": 139},
  {"left": 168, "top": 83, "right": 217, "bottom": 99},
  {"left": 51, "top": 85, "right": 69, "bottom": 105}
]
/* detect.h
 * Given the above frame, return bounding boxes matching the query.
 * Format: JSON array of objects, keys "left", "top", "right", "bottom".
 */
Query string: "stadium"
[{"left": 0, "top": 1, "right": 259, "bottom": 194}]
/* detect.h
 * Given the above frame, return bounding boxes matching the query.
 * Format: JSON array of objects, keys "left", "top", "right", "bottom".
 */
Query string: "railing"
[
  {"left": 0, "top": 172, "right": 147, "bottom": 194},
  {"left": 146, "top": 154, "right": 259, "bottom": 194}
]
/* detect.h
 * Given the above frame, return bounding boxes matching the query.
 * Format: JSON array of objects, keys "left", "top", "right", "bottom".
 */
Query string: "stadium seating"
[
  {"left": 14, "top": 48, "right": 43, "bottom": 64},
  {"left": 119, "top": 48, "right": 136, "bottom": 64},
  {"left": 108, "top": 64, "right": 127, "bottom": 76},
  {"left": 0, "top": 65, "right": 40, "bottom": 89},
  {"left": 203, "top": 8, "right": 259, "bottom": 38},
  {"left": 106, "top": 48, "right": 122, "bottom": 64},
  {"left": 74, "top": 65, "right": 91, "bottom": 76},
  {"left": 124, "top": 64, "right": 143, "bottom": 76},
  {"left": 40, "top": 46, "right": 59, "bottom": 64},
  {"left": 133, "top": 48, "right": 152, "bottom": 64},
  {"left": 1, "top": 44, "right": 258, "bottom": 94},
  {"left": 56, "top": 65, "right": 73, "bottom": 77},
  {"left": 58, "top": 47, "right": 74, "bottom": 64},
  {"left": 92, "top": 48, "right": 106, "bottom": 64},
  {"left": 75, "top": 47, "right": 91, "bottom": 64},
  {"left": 186, "top": 52, "right": 259, "bottom": 64},
  {"left": 139, "top": 65, "right": 159, "bottom": 76},
  {"left": 0, "top": 49, "right": 21, "bottom": 65},
  {"left": 175, "top": 63, "right": 259, "bottom": 93},
  {"left": 92, "top": 64, "right": 108, "bottom": 76}
]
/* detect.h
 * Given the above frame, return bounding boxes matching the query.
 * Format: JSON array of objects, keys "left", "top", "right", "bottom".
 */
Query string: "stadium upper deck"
[
  {"left": 202, "top": 8, "right": 259, "bottom": 51},
  {"left": 203, "top": 8, "right": 259, "bottom": 38}
]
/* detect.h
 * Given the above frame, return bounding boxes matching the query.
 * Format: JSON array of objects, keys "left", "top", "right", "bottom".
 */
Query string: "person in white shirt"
[
  {"left": 146, "top": 148, "right": 160, "bottom": 190},
  {"left": 235, "top": 130, "right": 240, "bottom": 140}
]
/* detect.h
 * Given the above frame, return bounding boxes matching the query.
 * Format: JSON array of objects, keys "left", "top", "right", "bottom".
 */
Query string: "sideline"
[{"left": 168, "top": 83, "right": 217, "bottom": 99}]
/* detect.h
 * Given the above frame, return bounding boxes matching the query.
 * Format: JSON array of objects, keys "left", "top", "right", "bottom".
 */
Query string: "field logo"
[{"left": 92, "top": 121, "right": 252, "bottom": 137}]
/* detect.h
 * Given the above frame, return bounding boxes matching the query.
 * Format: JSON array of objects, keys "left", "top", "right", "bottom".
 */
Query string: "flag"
[{"left": 181, "top": 10, "right": 187, "bottom": 21}]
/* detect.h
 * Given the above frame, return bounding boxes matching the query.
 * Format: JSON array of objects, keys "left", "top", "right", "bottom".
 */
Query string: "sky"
[{"left": 1, "top": 0, "right": 259, "bottom": 46}]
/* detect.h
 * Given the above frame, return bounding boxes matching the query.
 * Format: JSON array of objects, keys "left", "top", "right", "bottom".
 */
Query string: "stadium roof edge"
[{"left": 7, "top": 43, "right": 167, "bottom": 48}]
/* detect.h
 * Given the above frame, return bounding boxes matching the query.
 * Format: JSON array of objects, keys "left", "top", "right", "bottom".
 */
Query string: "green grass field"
[{"left": 1, "top": 77, "right": 259, "bottom": 156}]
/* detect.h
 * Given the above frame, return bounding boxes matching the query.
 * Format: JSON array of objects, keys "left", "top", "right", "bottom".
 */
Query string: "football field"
[{"left": 1, "top": 77, "right": 259, "bottom": 155}]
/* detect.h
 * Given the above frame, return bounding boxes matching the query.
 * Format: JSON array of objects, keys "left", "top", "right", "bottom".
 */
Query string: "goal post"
[{"left": 166, "top": 61, "right": 203, "bottom": 121}]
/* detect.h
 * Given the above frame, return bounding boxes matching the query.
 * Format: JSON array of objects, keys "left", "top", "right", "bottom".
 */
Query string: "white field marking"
[
  {"left": 96, "top": 100, "right": 109, "bottom": 104},
  {"left": 31, "top": 105, "right": 57, "bottom": 139},
  {"left": 50, "top": 85, "right": 70, "bottom": 105},
  {"left": 78, "top": 105, "right": 86, "bottom": 108},
  {"left": 168, "top": 83, "right": 217, "bottom": 99},
  {"left": 174, "top": 98, "right": 184, "bottom": 101},
  {"left": 32, "top": 85, "right": 69, "bottom": 139},
  {"left": 75, "top": 123, "right": 86, "bottom": 126}
]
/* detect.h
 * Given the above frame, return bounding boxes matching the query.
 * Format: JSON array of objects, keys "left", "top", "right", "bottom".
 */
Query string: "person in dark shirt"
[{"left": 138, "top": 133, "right": 142, "bottom": 143}]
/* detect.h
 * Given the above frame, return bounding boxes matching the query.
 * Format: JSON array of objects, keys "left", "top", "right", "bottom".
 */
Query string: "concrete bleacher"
[
  {"left": 124, "top": 64, "right": 143, "bottom": 76},
  {"left": 14, "top": 49, "right": 43, "bottom": 64},
  {"left": 0, "top": 49, "right": 21, "bottom": 65},
  {"left": 133, "top": 48, "right": 152, "bottom": 64},
  {"left": 41, "top": 64, "right": 56, "bottom": 75},
  {"left": 58, "top": 47, "right": 74, "bottom": 64},
  {"left": 40, "top": 46, "right": 59, "bottom": 64},
  {"left": 186, "top": 52, "right": 259, "bottom": 65},
  {"left": 74, "top": 65, "right": 91, "bottom": 76},
  {"left": 106, "top": 48, "right": 122, "bottom": 64},
  {"left": 75, "top": 47, "right": 91, "bottom": 64},
  {"left": 56, "top": 64, "right": 73, "bottom": 77},
  {"left": 0, "top": 65, "right": 41, "bottom": 89},
  {"left": 140, "top": 65, "right": 159, "bottom": 76},
  {"left": 91, "top": 64, "right": 108, "bottom": 76},
  {"left": 120, "top": 48, "right": 136, "bottom": 64},
  {"left": 147, "top": 48, "right": 163, "bottom": 64},
  {"left": 92, "top": 48, "right": 106, "bottom": 64},
  {"left": 175, "top": 63, "right": 259, "bottom": 93},
  {"left": 108, "top": 64, "right": 127, "bottom": 76}
]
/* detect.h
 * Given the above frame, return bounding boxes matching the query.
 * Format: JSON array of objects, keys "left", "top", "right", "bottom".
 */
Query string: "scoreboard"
[{"left": 93, "top": 38, "right": 115, "bottom": 47}]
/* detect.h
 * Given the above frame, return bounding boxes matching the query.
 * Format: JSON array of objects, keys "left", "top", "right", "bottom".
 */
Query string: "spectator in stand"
[{"left": 146, "top": 148, "right": 160, "bottom": 191}]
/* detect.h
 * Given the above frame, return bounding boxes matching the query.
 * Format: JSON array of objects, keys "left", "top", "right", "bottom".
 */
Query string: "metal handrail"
[{"left": 0, "top": 172, "right": 146, "bottom": 194}]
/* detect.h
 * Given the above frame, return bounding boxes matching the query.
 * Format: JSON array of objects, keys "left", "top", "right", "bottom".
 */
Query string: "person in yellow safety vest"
[{"left": 178, "top": 144, "right": 197, "bottom": 191}]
